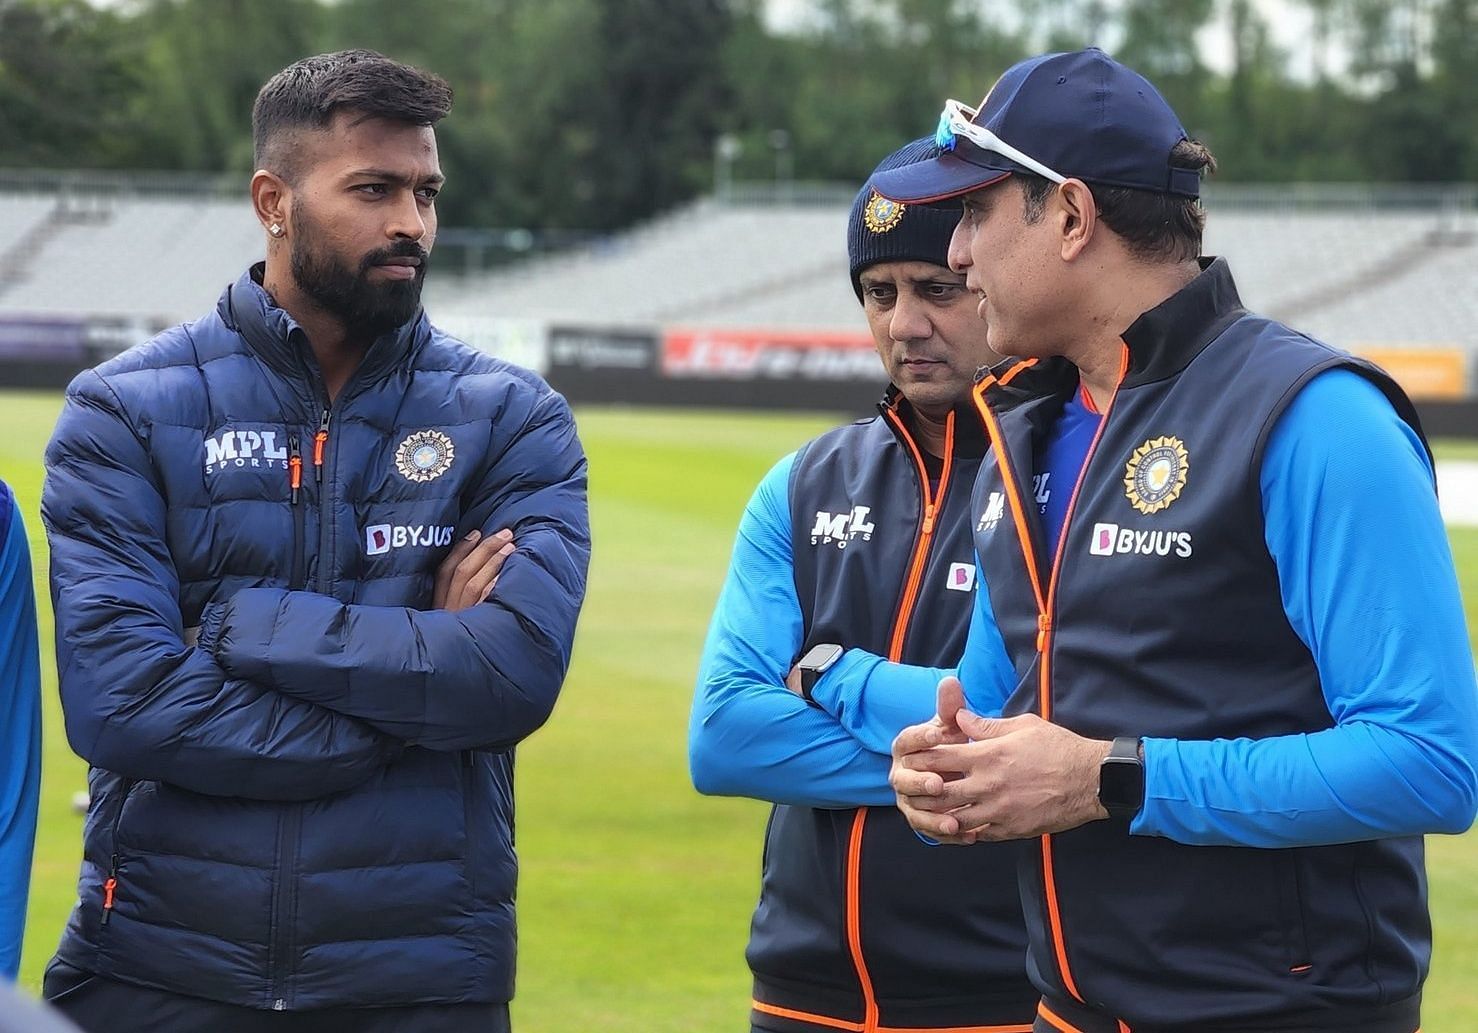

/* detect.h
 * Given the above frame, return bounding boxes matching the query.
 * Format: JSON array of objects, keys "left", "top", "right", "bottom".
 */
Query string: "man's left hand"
[{"left": 891, "top": 690, "right": 1111, "bottom": 843}]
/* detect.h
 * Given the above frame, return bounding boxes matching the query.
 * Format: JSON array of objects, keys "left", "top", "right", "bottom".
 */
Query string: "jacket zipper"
[
  {"left": 268, "top": 400, "right": 330, "bottom": 1009},
  {"left": 288, "top": 436, "right": 305, "bottom": 591},
  {"left": 313, "top": 408, "right": 330, "bottom": 486},
  {"left": 463, "top": 751, "right": 479, "bottom": 897},
  {"left": 842, "top": 406, "right": 956, "bottom": 1033},
  {"left": 970, "top": 352, "right": 1127, "bottom": 1007},
  {"left": 884, "top": 409, "right": 956, "bottom": 661},
  {"left": 100, "top": 779, "right": 136, "bottom": 926}
]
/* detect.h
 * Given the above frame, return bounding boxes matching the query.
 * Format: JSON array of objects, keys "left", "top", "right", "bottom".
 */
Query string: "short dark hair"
[
  {"left": 1019, "top": 139, "right": 1218, "bottom": 263},
  {"left": 252, "top": 49, "right": 453, "bottom": 181}
]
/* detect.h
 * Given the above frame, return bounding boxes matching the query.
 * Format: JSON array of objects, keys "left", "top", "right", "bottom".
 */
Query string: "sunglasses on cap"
[{"left": 934, "top": 99, "right": 1067, "bottom": 186}]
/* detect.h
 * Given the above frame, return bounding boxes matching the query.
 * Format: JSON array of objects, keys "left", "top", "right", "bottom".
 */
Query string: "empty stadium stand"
[{"left": 1, "top": 174, "right": 1474, "bottom": 402}]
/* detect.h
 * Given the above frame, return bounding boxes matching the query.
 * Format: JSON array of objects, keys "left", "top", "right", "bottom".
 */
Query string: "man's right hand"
[
  {"left": 890, "top": 677, "right": 974, "bottom": 842},
  {"left": 433, "top": 529, "right": 514, "bottom": 611}
]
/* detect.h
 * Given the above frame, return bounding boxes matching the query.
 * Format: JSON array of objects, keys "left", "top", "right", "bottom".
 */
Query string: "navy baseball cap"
[{"left": 872, "top": 48, "right": 1200, "bottom": 204}]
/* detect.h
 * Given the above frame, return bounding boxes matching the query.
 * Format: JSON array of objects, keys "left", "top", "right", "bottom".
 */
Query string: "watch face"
[
  {"left": 1100, "top": 744, "right": 1145, "bottom": 818},
  {"left": 798, "top": 642, "right": 844, "bottom": 672}
]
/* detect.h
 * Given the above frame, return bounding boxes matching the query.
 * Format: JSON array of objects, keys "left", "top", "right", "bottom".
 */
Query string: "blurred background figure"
[{"left": 0, "top": 479, "right": 40, "bottom": 984}]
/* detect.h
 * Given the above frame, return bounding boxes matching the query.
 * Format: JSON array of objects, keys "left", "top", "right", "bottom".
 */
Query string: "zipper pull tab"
[
  {"left": 1036, "top": 612, "right": 1052, "bottom": 652},
  {"left": 101, "top": 854, "right": 118, "bottom": 925},
  {"left": 922, "top": 503, "right": 936, "bottom": 535},
  {"left": 288, "top": 435, "right": 302, "bottom": 505},
  {"left": 313, "top": 409, "right": 330, "bottom": 484}
]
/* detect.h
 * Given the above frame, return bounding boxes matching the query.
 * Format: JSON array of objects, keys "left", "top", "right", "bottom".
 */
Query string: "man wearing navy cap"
[
  {"left": 812, "top": 48, "right": 1478, "bottom": 1032},
  {"left": 691, "top": 139, "right": 1036, "bottom": 1033}
]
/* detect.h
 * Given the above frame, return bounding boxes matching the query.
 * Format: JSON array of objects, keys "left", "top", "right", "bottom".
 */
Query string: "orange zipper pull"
[
  {"left": 921, "top": 503, "right": 936, "bottom": 535},
  {"left": 288, "top": 436, "right": 302, "bottom": 505},
  {"left": 101, "top": 869, "right": 118, "bottom": 925},
  {"left": 313, "top": 409, "right": 330, "bottom": 483},
  {"left": 1036, "top": 612, "right": 1052, "bottom": 651}
]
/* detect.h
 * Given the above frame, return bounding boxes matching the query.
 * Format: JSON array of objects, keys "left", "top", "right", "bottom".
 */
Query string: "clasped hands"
[{"left": 889, "top": 676, "right": 1113, "bottom": 844}]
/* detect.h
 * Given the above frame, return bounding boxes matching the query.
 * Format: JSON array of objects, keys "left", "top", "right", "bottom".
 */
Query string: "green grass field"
[{"left": 1, "top": 390, "right": 1476, "bottom": 1030}]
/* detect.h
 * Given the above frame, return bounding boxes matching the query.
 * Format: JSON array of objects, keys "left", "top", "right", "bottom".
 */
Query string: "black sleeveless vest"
[
  {"left": 748, "top": 392, "right": 1037, "bottom": 1032},
  {"left": 969, "top": 259, "right": 1430, "bottom": 1031}
]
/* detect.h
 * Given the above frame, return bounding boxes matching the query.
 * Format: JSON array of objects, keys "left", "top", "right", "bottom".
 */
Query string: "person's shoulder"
[
  {"left": 796, "top": 412, "right": 888, "bottom": 462},
  {"left": 418, "top": 324, "right": 563, "bottom": 415},
  {"left": 0, "top": 480, "right": 12, "bottom": 542},
  {"left": 77, "top": 309, "right": 228, "bottom": 412},
  {"left": 1278, "top": 365, "right": 1414, "bottom": 447}
]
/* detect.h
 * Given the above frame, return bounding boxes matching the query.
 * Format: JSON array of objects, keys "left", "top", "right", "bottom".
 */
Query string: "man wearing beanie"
[
  {"left": 817, "top": 49, "right": 1476, "bottom": 1032},
  {"left": 690, "top": 139, "right": 1036, "bottom": 1033}
]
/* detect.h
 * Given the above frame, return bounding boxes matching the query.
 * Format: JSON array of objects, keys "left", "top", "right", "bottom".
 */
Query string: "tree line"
[{"left": 1, "top": 0, "right": 1473, "bottom": 233}]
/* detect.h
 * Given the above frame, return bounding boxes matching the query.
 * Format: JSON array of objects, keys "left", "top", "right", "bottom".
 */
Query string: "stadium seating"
[
  {"left": 0, "top": 194, "right": 259, "bottom": 322},
  {"left": 1, "top": 182, "right": 1474, "bottom": 382}
]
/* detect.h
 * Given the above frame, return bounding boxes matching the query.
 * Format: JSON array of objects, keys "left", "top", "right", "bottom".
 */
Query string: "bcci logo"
[
  {"left": 811, "top": 505, "right": 875, "bottom": 549},
  {"left": 862, "top": 191, "right": 906, "bottom": 234},
  {"left": 1124, "top": 436, "right": 1189, "bottom": 515},
  {"left": 395, "top": 430, "right": 455, "bottom": 483}
]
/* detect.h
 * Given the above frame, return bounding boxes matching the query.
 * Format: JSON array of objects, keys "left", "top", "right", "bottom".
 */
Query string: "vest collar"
[
  {"left": 878, "top": 384, "right": 990, "bottom": 458},
  {"left": 975, "top": 257, "right": 1248, "bottom": 412},
  {"left": 1121, "top": 256, "right": 1247, "bottom": 387},
  {"left": 218, "top": 263, "right": 430, "bottom": 389}
]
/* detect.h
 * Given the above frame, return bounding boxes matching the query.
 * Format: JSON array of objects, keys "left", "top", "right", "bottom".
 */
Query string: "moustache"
[{"left": 359, "top": 242, "right": 430, "bottom": 275}]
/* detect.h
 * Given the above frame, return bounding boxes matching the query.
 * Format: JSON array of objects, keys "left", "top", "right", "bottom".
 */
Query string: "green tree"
[
  {"left": 112, "top": 0, "right": 327, "bottom": 172},
  {"left": 0, "top": 0, "right": 135, "bottom": 167}
]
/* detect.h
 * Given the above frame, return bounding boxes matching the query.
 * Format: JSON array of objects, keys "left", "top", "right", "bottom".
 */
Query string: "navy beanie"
[{"left": 847, "top": 137, "right": 962, "bottom": 300}]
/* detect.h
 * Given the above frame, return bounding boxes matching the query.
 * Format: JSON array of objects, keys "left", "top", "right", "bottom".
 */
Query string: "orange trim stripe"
[
  {"left": 750, "top": 1001, "right": 1031, "bottom": 1033},
  {"left": 883, "top": 408, "right": 955, "bottom": 663},
  {"left": 1033, "top": 345, "right": 1129, "bottom": 1004},
  {"left": 1077, "top": 382, "right": 1099, "bottom": 416},
  {"left": 1035, "top": 1001, "right": 1083, "bottom": 1033},
  {"left": 752, "top": 1001, "right": 865, "bottom": 1031},
  {"left": 994, "top": 356, "right": 1039, "bottom": 386},
  {"left": 971, "top": 381, "right": 1045, "bottom": 613},
  {"left": 1039, "top": 834, "right": 1081, "bottom": 1002},
  {"left": 844, "top": 809, "right": 880, "bottom": 1030}
]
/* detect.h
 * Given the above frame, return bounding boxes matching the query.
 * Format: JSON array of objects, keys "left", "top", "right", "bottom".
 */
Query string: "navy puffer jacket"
[{"left": 42, "top": 267, "right": 590, "bottom": 1010}]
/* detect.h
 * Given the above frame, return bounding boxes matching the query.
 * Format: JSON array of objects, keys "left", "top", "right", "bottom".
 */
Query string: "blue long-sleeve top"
[
  {"left": 0, "top": 487, "right": 41, "bottom": 979},
  {"left": 804, "top": 369, "right": 1478, "bottom": 847},
  {"left": 689, "top": 449, "right": 1016, "bottom": 809}
]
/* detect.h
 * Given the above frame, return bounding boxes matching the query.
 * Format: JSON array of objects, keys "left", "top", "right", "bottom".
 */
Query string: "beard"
[{"left": 288, "top": 201, "right": 429, "bottom": 340}]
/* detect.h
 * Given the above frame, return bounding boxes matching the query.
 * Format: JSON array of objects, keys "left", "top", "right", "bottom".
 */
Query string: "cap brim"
[{"left": 871, "top": 150, "right": 1012, "bottom": 204}]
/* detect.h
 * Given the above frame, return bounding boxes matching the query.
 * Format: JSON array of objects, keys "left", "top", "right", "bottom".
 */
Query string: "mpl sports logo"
[
  {"left": 365, "top": 523, "right": 456, "bottom": 556},
  {"left": 976, "top": 492, "right": 1005, "bottom": 533},
  {"left": 1089, "top": 522, "right": 1193, "bottom": 559},
  {"left": 810, "top": 505, "right": 875, "bottom": 548},
  {"left": 203, "top": 428, "right": 289, "bottom": 475}
]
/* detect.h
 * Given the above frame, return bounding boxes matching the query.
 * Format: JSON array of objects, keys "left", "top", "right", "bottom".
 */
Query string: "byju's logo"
[
  {"left": 945, "top": 562, "right": 976, "bottom": 592},
  {"left": 977, "top": 492, "right": 1005, "bottom": 533},
  {"left": 810, "top": 506, "right": 875, "bottom": 548},
  {"left": 365, "top": 523, "right": 456, "bottom": 556},
  {"left": 1088, "top": 522, "right": 1193, "bottom": 559},
  {"left": 203, "top": 429, "right": 288, "bottom": 475}
]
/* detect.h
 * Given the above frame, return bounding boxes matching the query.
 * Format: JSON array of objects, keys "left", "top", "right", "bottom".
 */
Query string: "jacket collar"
[
  {"left": 878, "top": 384, "right": 990, "bottom": 459},
  {"left": 1121, "top": 256, "right": 1247, "bottom": 387},
  {"left": 218, "top": 263, "right": 431, "bottom": 390},
  {"left": 977, "top": 256, "right": 1248, "bottom": 412}
]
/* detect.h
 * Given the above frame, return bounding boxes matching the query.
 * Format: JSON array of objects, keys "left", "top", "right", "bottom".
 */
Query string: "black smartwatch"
[
  {"left": 794, "top": 643, "right": 844, "bottom": 706},
  {"left": 1098, "top": 736, "right": 1145, "bottom": 820}
]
